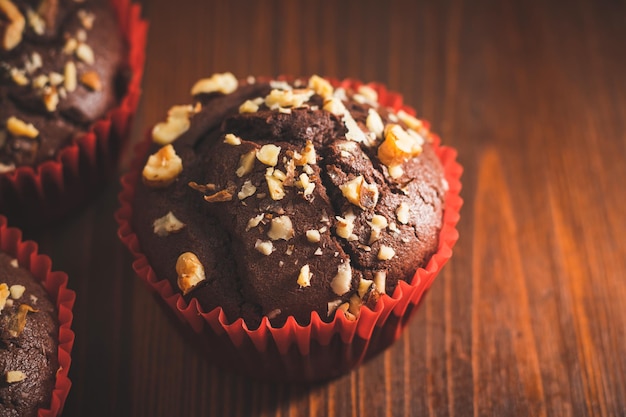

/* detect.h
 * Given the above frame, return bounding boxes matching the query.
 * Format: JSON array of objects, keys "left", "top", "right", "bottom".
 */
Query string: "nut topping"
[
  {"left": 373, "top": 271, "right": 387, "bottom": 294},
  {"left": 8, "top": 304, "right": 38, "bottom": 338},
  {"left": 238, "top": 180, "right": 257, "bottom": 200},
  {"left": 152, "top": 105, "right": 197, "bottom": 145},
  {"left": 6, "top": 370, "right": 26, "bottom": 383},
  {"left": 0, "top": 283, "right": 9, "bottom": 312},
  {"left": 297, "top": 264, "right": 312, "bottom": 288},
  {"left": 306, "top": 230, "right": 321, "bottom": 243},
  {"left": 236, "top": 150, "right": 257, "bottom": 177},
  {"left": 176, "top": 252, "right": 206, "bottom": 295},
  {"left": 366, "top": 108, "right": 384, "bottom": 139},
  {"left": 191, "top": 72, "right": 238, "bottom": 96},
  {"left": 254, "top": 239, "right": 274, "bottom": 256},
  {"left": 331, "top": 262, "right": 352, "bottom": 296},
  {"left": 6, "top": 116, "right": 39, "bottom": 138},
  {"left": 9, "top": 284, "right": 25, "bottom": 300},
  {"left": 308, "top": 75, "right": 334, "bottom": 99},
  {"left": 0, "top": 0, "right": 25, "bottom": 51},
  {"left": 80, "top": 70, "right": 102, "bottom": 91},
  {"left": 153, "top": 211, "right": 186, "bottom": 237},
  {"left": 256, "top": 144, "right": 281, "bottom": 166},
  {"left": 64, "top": 61, "right": 77, "bottom": 92},
  {"left": 76, "top": 42, "right": 95, "bottom": 64},
  {"left": 267, "top": 215, "right": 294, "bottom": 241},
  {"left": 396, "top": 202, "right": 410, "bottom": 224},
  {"left": 224, "top": 133, "right": 241, "bottom": 145},
  {"left": 142, "top": 144, "right": 183, "bottom": 187},
  {"left": 339, "top": 175, "right": 379, "bottom": 210},
  {"left": 265, "top": 168, "right": 286, "bottom": 200},
  {"left": 378, "top": 124, "right": 423, "bottom": 179},
  {"left": 377, "top": 245, "right": 396, "bottom": 261}
]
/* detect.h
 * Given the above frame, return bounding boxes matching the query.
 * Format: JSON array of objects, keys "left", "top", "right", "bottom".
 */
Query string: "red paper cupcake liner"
[
  {"left": 116, "top": 78, "right": 463, "bottom": 382},
  {"left": 0, "top": 0, "right": 148, "bottom": 230},
  {"left": 0, "top": 215, "right": 76, "bottom": 416}
]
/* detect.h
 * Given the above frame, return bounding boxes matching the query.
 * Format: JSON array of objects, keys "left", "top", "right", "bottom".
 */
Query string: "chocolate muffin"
[
  {"left": 131, "top": 74, "right": 448, "bottom": 329},
  {"left": 0, "top": 252, "right": 59, "bottom": 417},
  {"left": 0, "top": 0, "right": 127, "bottom": 171}
]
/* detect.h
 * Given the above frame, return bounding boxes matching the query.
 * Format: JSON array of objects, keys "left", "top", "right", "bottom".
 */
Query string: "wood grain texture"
[{"left": 15, "top": 0, "right": 626, "bottom": 415}]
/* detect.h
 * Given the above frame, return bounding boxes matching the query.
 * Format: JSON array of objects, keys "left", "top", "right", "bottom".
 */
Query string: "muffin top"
[
  {"left": 132, "top": 74, "right": 448, "bottom": 328},
  {"left": 0, "top": 0, "right": 126, "bottom": 171},
  {"left": 0, "top": 253, "right": 59, "bottom": 417}
]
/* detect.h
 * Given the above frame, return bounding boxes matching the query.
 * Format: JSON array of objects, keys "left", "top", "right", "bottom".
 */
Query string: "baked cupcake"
[
  {"left": 0, "top": 0, "right": 147, "bottom": 228},
  {"left": 117, "top": 73, "right": 462, "bottom": 381},
  {"left": 0, "top": 215, "right": 75, "bottom": 416}
]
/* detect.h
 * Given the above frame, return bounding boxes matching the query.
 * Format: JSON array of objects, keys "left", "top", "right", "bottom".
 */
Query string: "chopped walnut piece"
[
  {"left": 203, "top": 185, "right": 236, "bottom": 202},
  {"left": 366, "top": 108, "right": 384, "bottom": 139},
  {"left": 308, "top": 75, "right": 334, "bottom": 99},
  {"left": 331, "top": 262, "right": 352, "bottom": 296},
  {"left": 254, "top": 239, "right": 274, "bottom": 256},
  {"left": 297, "top": 264, "right": 312, "bottom": 288},
  {"left": 335, "top": 210, "right": 357, "bottom": 241},
  {"left": 42, "top": 86, "right": 59, "bottom": 112},
  {"left": 191, "top": 72, "right": 238, "bottom": 96},
  {"left": 306, "top": 229, "right": 321, "bottom": 243},
  {"left": 296, "top": 173, "right": 315, "bottom": 196},
  {"left": 368, "top": 214, "right": 388, "bottom": 244},
  {"left": 80, "top": 70, "right": 102, "bottom": 91},
  {"left": 176, "top": 252, "right": 206, "bottom": 295},
  {"left": 153, "top": 211, "right": 186, "bottom": 237},
  {"left": 256, "top": 144, "right": 281, "bottom": 166},
  {"left": 396, "top": 202, "right": 410, "bottom": 224},
  {"left": 357, "top": 85, "right": 378, "bottom": 103},
  {"left": 378, "top": 124, "right": 423, "bottom": 179},
  {"left": 8, "top": 304, "right": 38, "bottom": 338},
  {"left": 9, "top": 68, "right": 28, "bottom": 86},
  {"left": 238, "top": 180, "right": 257, "bottom": 200},
  {"left": 294, "top": 140, "right": 316, "bottom": 166},
  {"left": 188, "top": 182, "right": 216, "bottom": 193},
  {"left": 246, "top": 213, "right": 265, "bottom": 231},
  {"left": 358, "top": 278, "right": 373, "bottom": 298},
  {"left": 224, "top": 133, "right": 242, "bottom": 145},
  {"left": 0, "top": 0, "right": 25, "bottom": 51},
  {"left": 77, "top": 9, "right": 95, "bottom": 29},
  {"left": 64, "top": 61, "right": 77, "bottom": 92},
  {"left": 9, "top": 259, "right": 18, "bottom": 268},
  {"left": 265, "top": 168, "right": 286, "bottom": 200},
  {"left": 6, "top": 116, "right": 39, "bottom": 138},
  {"left": 377, "top": 245, "right": 396, "bottom": 261},
  {"left": 338, "top": 302, "right": 356, "bottom": 321},
  {"left": 6, "top": 370, "right": 26, "bottom": 383},
  {"left": 142, "top": 144, "right": 183, "bottom": 187},
  {"left": 152, "top": 104, "right": 197, "bottom": 145},
  {"left": 27, "top": 9, "right": 45, "bottom": 35},
  {"left": 327, "top": 299, "right": 343, "bottom": 317},
  {"left": 239, "top": 99, "right": 259, "bottom": 113},
  {"left": 0, "top": 283, "right": 9, "bottom": 312},
  {"left": 373, "top": 271, "right": 387, "bottom": 294},
  {"left": 339, "top": 175, "right": 379, "bottom": 210},
  {"left": 76, "top": 42, "right": 95, "bottom": 64},
  {"left": 48, "top": 72, "right": 64, "bottom": 86},
  {"left": 267, "top": 215, "right": 294, "bottom": 241},
  {"left": 236, "top": 150, "right": 256, "bottom": 178},
  {"left": 265, "top": 88, "right": 314, "bottom": 110},
  {"left": 9, "top": 285, "right": 25, "bottom": 300},
  {"left": 397, "top": 109, "right": 425, "bottom": 132},
  {"left": 63, "top": 37, "right": 77, "bottom": 54},
  {"left": 347, "top": 294, "right": 361, "bottom": 319}
]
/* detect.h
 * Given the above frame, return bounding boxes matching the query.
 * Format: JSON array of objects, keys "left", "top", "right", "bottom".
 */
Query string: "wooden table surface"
[{"left": 19, "top": 0, "right": 626, "bottom": 415}]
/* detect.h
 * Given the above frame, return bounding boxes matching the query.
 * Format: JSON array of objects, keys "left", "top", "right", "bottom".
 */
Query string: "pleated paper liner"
[
  {"left": 0, "top": 0, "right": 148, "bottom": 230},
  {"left": 116, "top": 78, "right": 463, "bottom": 382},
  {"left": 0, "top": 216, "right": 76, "bottom": 416}
]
